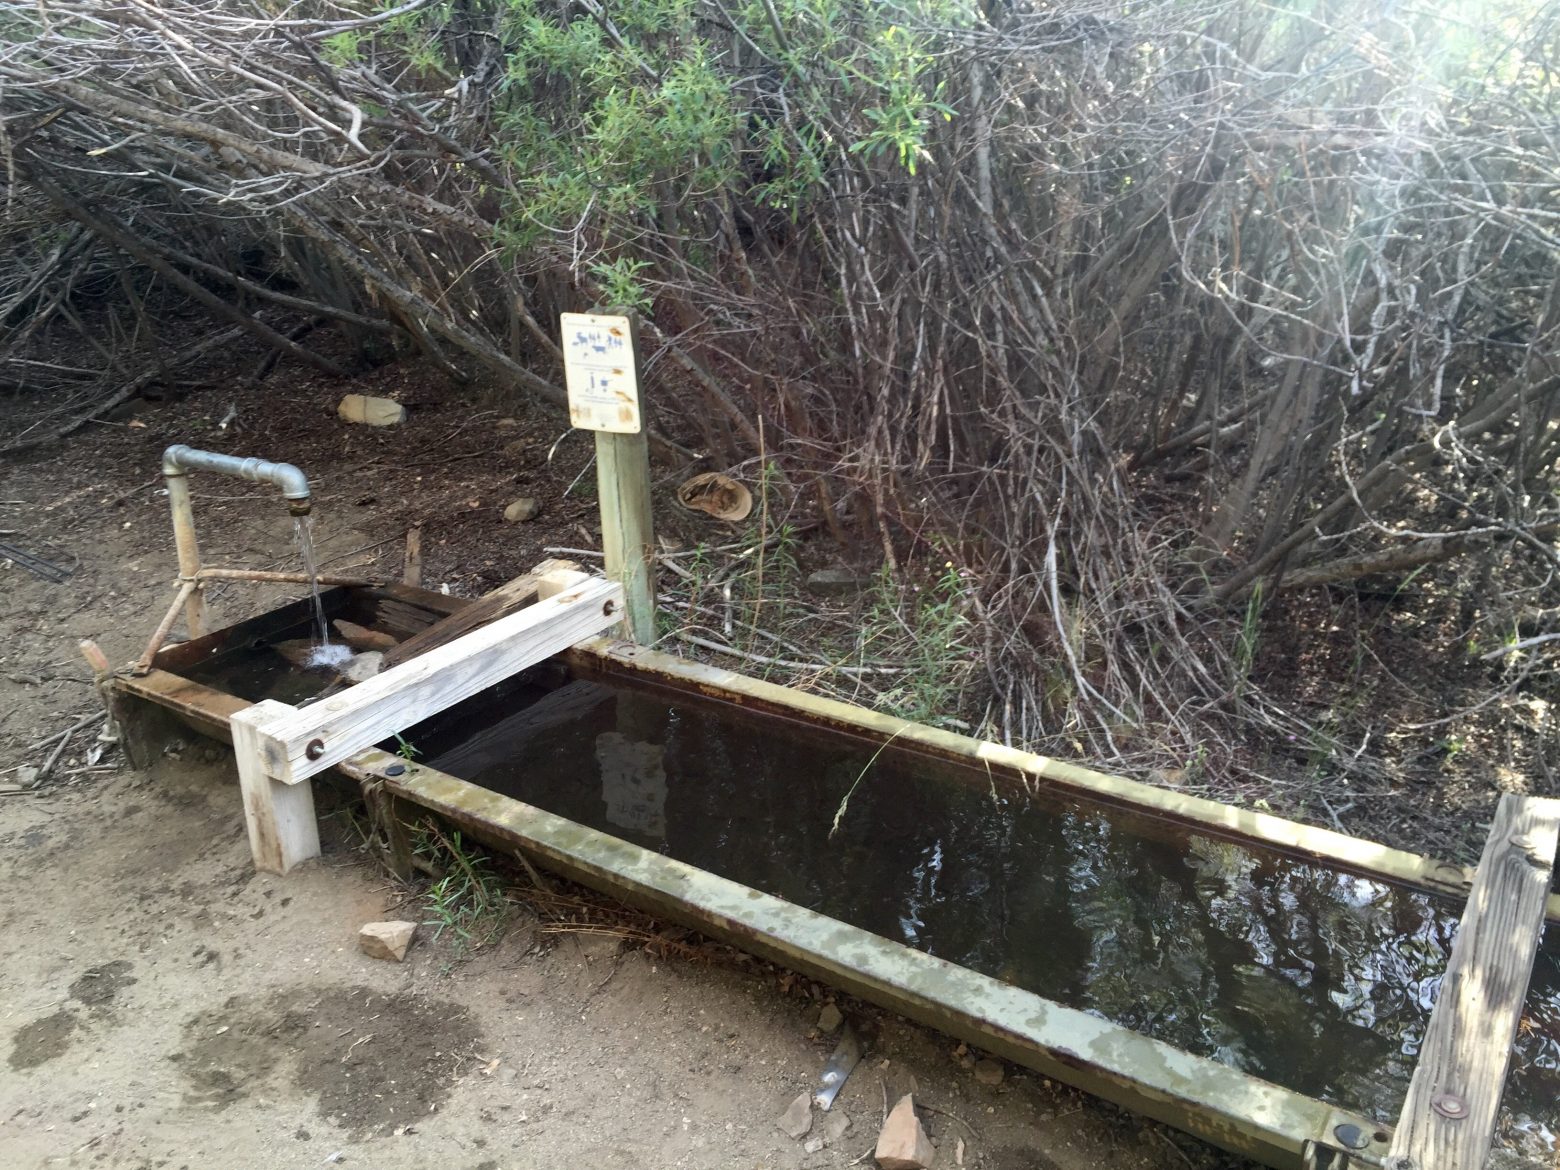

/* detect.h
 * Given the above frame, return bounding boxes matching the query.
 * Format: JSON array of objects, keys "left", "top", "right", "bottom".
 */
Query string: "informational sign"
[{"left": 560, "top": 312, "right": 641, "bottom": 433}]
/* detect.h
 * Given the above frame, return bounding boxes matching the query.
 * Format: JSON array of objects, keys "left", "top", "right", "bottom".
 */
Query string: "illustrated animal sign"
[{"left": 561, "top": 312, "right": 641, "bottom": 433}]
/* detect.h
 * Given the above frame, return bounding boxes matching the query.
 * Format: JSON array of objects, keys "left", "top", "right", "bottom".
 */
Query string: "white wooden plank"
[
  {"left": 256, "top": 576, "right": 622, "bottom": 784},
  {"left": 1386, "top": 794, "right": 1560, "bottom": 1170},
  {"left": 231, "top": 699, "right": 321, "bottom": 873}
]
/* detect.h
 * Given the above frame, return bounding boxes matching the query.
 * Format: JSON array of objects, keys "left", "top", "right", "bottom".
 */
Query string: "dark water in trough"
[
  {"left": 406, "top": 666, "right": 1560, "bottom": 1151},
  {"left": 187, "top": 633, "right": 1560, "bottom": 1152}
]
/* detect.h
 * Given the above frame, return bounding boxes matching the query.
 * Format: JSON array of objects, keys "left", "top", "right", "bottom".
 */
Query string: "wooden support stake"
[
  {"left": 231, "top": 699, "right": 321, "bottom": 874},
  {"left": 403, "top": 525, "right": 423, "bottom": 587},
  {"left": 1385, "top": 794, "right": 1560, "bottom": 1170}
]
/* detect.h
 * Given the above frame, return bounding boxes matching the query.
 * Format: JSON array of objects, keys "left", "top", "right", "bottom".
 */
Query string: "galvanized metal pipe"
[
  {"left": 161, "top": 445, "right": 311, "bottom": 504},
  {"left": 134, "top": 579, "right": 197, "bottom": 675},
  {"left": 160, "top": 445, "right": 314, "bottom": 642},
  {"left": 164, "top": 467, "right": 206, "bottom": 637}
]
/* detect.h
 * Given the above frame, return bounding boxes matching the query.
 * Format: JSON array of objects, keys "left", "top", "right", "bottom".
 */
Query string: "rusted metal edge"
[
  {"left": 338, "top": 747, "right": 1386, "bottom": 1170},
  {"left": 566, "top": 638, "right": 1560, "bottom": 924},
  {"left": 115, "top": 668, "right": 248, "bottom": 743}
]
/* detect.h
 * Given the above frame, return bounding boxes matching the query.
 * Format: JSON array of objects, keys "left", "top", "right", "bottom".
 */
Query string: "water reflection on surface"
[{"left": 403, "top": 666, "right": 1560, "bottom": 1151}]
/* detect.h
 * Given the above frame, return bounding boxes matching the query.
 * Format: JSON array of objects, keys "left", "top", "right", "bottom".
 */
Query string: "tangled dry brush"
[{"left": 3, "top": 0, "right": 1559, "bottom": 806}]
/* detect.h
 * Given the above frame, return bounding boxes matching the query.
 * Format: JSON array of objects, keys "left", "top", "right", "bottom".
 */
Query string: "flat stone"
[
  {"left": 804, "top": 1138, "right": 825, "bottom": 1154},
  {"left": 819, "top": 1111, "right": 851, "bottom": 1144},
  {"left": 806, "top": 568, "right": 866, "bottom": 597},
  {"left": 337, "top": 394, "right": 406, "bottom": 426},
  {"left": 339, "top": 651, "right": 383, "bottom": 684},
  {"left": 875, "top": 1095, "right": 935, "bottom": 1169},
  {"left": 973, "top": 1058, "right": 1004, "bottom": 1087},
  {"left": 778, "top": 1090, "right": 813, "bottom": 1139},
  {"left": 817, "top": 1003, "right": 844, "bottom": 1033},
  {"left": 358, "top": 920, "right": 416, "bottom": 962},
  {"left": 503, "top": 497, "right": 542, "bottom": 524}
]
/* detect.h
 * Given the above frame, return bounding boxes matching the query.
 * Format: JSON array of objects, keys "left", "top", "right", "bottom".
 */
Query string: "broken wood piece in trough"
[
  {"left": 379, "top": 557, "right": 581, "bottom": 670},
  {"left": 332, "top": 619, "right": 398, "bottom": 652}
]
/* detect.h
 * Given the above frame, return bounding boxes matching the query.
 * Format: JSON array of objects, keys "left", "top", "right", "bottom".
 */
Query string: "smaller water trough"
[{"left": 109, "top": 579, "right": 1560, "bottom": 1170}]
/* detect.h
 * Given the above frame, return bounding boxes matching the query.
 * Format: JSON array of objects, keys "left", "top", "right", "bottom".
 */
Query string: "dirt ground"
[{"left": 0, "top": 371, "right": 1243, "bottom": 1170}]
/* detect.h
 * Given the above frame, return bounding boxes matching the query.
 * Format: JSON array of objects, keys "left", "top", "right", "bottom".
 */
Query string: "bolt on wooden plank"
[{"left": 1385, "top": 794, "right": 1560, "bottom": 1170}]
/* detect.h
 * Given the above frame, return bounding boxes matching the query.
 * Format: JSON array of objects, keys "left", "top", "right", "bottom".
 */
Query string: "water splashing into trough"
[{"left": 292, "top": 514, "right": 350, "bottom": 669}]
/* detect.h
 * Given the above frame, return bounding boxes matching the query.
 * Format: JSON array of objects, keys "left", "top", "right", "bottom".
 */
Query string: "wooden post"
[
  {"left": 560, "top": 308, "right": 656, "bottom": 644},
  {"left": 1385, "top": 794, "right": 1560, "bottom": 1170},
  {"left": 231, "top": 699, "right": 322, "bottom": 874},
  {"left": 596, "top": 423, "right": 655, "bottom": 644}
]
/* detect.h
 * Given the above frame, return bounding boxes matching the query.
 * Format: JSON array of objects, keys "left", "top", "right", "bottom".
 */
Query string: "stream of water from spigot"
[{"left": 293, "top": 515, "right": 351, "bottom": 669}]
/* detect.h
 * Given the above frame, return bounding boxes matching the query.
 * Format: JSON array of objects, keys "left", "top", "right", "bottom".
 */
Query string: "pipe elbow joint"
[
  {"left": 162, "top": 444, "right": 312, "bottom": 502},
  {"left": 162, "top": 443, "right": 193, "bottom": 478},
  {"left": 271, "top": 463, "right": 311, "bottom": 502}
]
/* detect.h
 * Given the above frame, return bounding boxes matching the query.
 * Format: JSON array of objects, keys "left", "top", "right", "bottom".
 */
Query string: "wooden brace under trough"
[{"left": 227, "top": 569, "right": 623, "bottom": 872}]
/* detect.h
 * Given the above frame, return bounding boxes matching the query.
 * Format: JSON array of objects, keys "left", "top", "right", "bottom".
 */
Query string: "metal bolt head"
[
  {"left": 1431, "top": 1092, "right": 1468, "bottom": 1120},
  {"left": 385, "top": 763, "right": 406, "bottom": 777},
  {"left": 305, "top": 738, "right": 325, "bottom": 760},
  {"left": 1332, "top": 1123, "right": 1370, "bottom": 1150}
]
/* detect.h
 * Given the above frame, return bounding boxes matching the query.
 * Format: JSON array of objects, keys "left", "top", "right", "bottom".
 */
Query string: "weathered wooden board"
[
  {"left": 1385, "top": 794, "right": 1560, "bottom": 1170},
  {"left": 248, "top": 573, "right": 620, "bottom": 785}
]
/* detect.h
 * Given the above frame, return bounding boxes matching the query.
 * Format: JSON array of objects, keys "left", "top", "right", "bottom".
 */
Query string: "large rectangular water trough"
[{"left": 110, "top": 582, "right": 1560, "bottom": 1170}]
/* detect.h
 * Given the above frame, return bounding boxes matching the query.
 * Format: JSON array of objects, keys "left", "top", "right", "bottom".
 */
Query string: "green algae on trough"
[{"left": 396, "top": 664, "right": 1560, "bottom": 1154}]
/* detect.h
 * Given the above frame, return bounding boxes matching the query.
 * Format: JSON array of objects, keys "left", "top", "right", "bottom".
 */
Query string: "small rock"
[
  {"left": 495, "top": 417, "right": 520, "bottom": 430},
  {"left": 340, "top": 651, "right": 383, "bottom": 684},
  {"left": 875, "top": 1095, "right": 935, "bottom": 1170},
  {"left": 337, "top": 394, "right": 406, "bottom": 427},
  {"left": 806, "top": 568, "right": 866, "bottom": 598},
  {"left": 817, "top": 1003, "right": 844, "bottom": 1033},
  {"left": 502, "top": 439, "right": 530, "bottom": 459},
  {"left": 15, "top": 765, "right": 39, "bottom": 788},
  {"left": 804, "top": 1138, "right": 825, "bottom": 1154},
  {"left": 819, "top": 1111, "right": 851, "bottom": 1144},
  {"left": 358, "top": 920, "right": 416, "bottom": 962},
  {"left": 955, "top": 1137, "right": 965, "bottom": 1166},
  {"left": 973, "top": 1058, "right": 1004, "bottom": 1087},
  {"left": 503, "top": 498, "right": 542, "bottom": 524},
  {"left": 778, "top": 1090, "right": 813, "bottom": 1139}
]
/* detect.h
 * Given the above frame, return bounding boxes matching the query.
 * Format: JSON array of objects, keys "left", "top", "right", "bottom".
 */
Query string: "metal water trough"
[{"left": 109, "top": 582, "right": 1560, "bottom": 1170}]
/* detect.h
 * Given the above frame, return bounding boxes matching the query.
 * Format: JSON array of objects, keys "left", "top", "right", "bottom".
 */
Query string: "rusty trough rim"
[
  {"left": 337, "top": 745, "right": 1385, "bottom": 1170},
  {"left": 564, "top": 637, "right": 1560, "bottom": 924}
]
